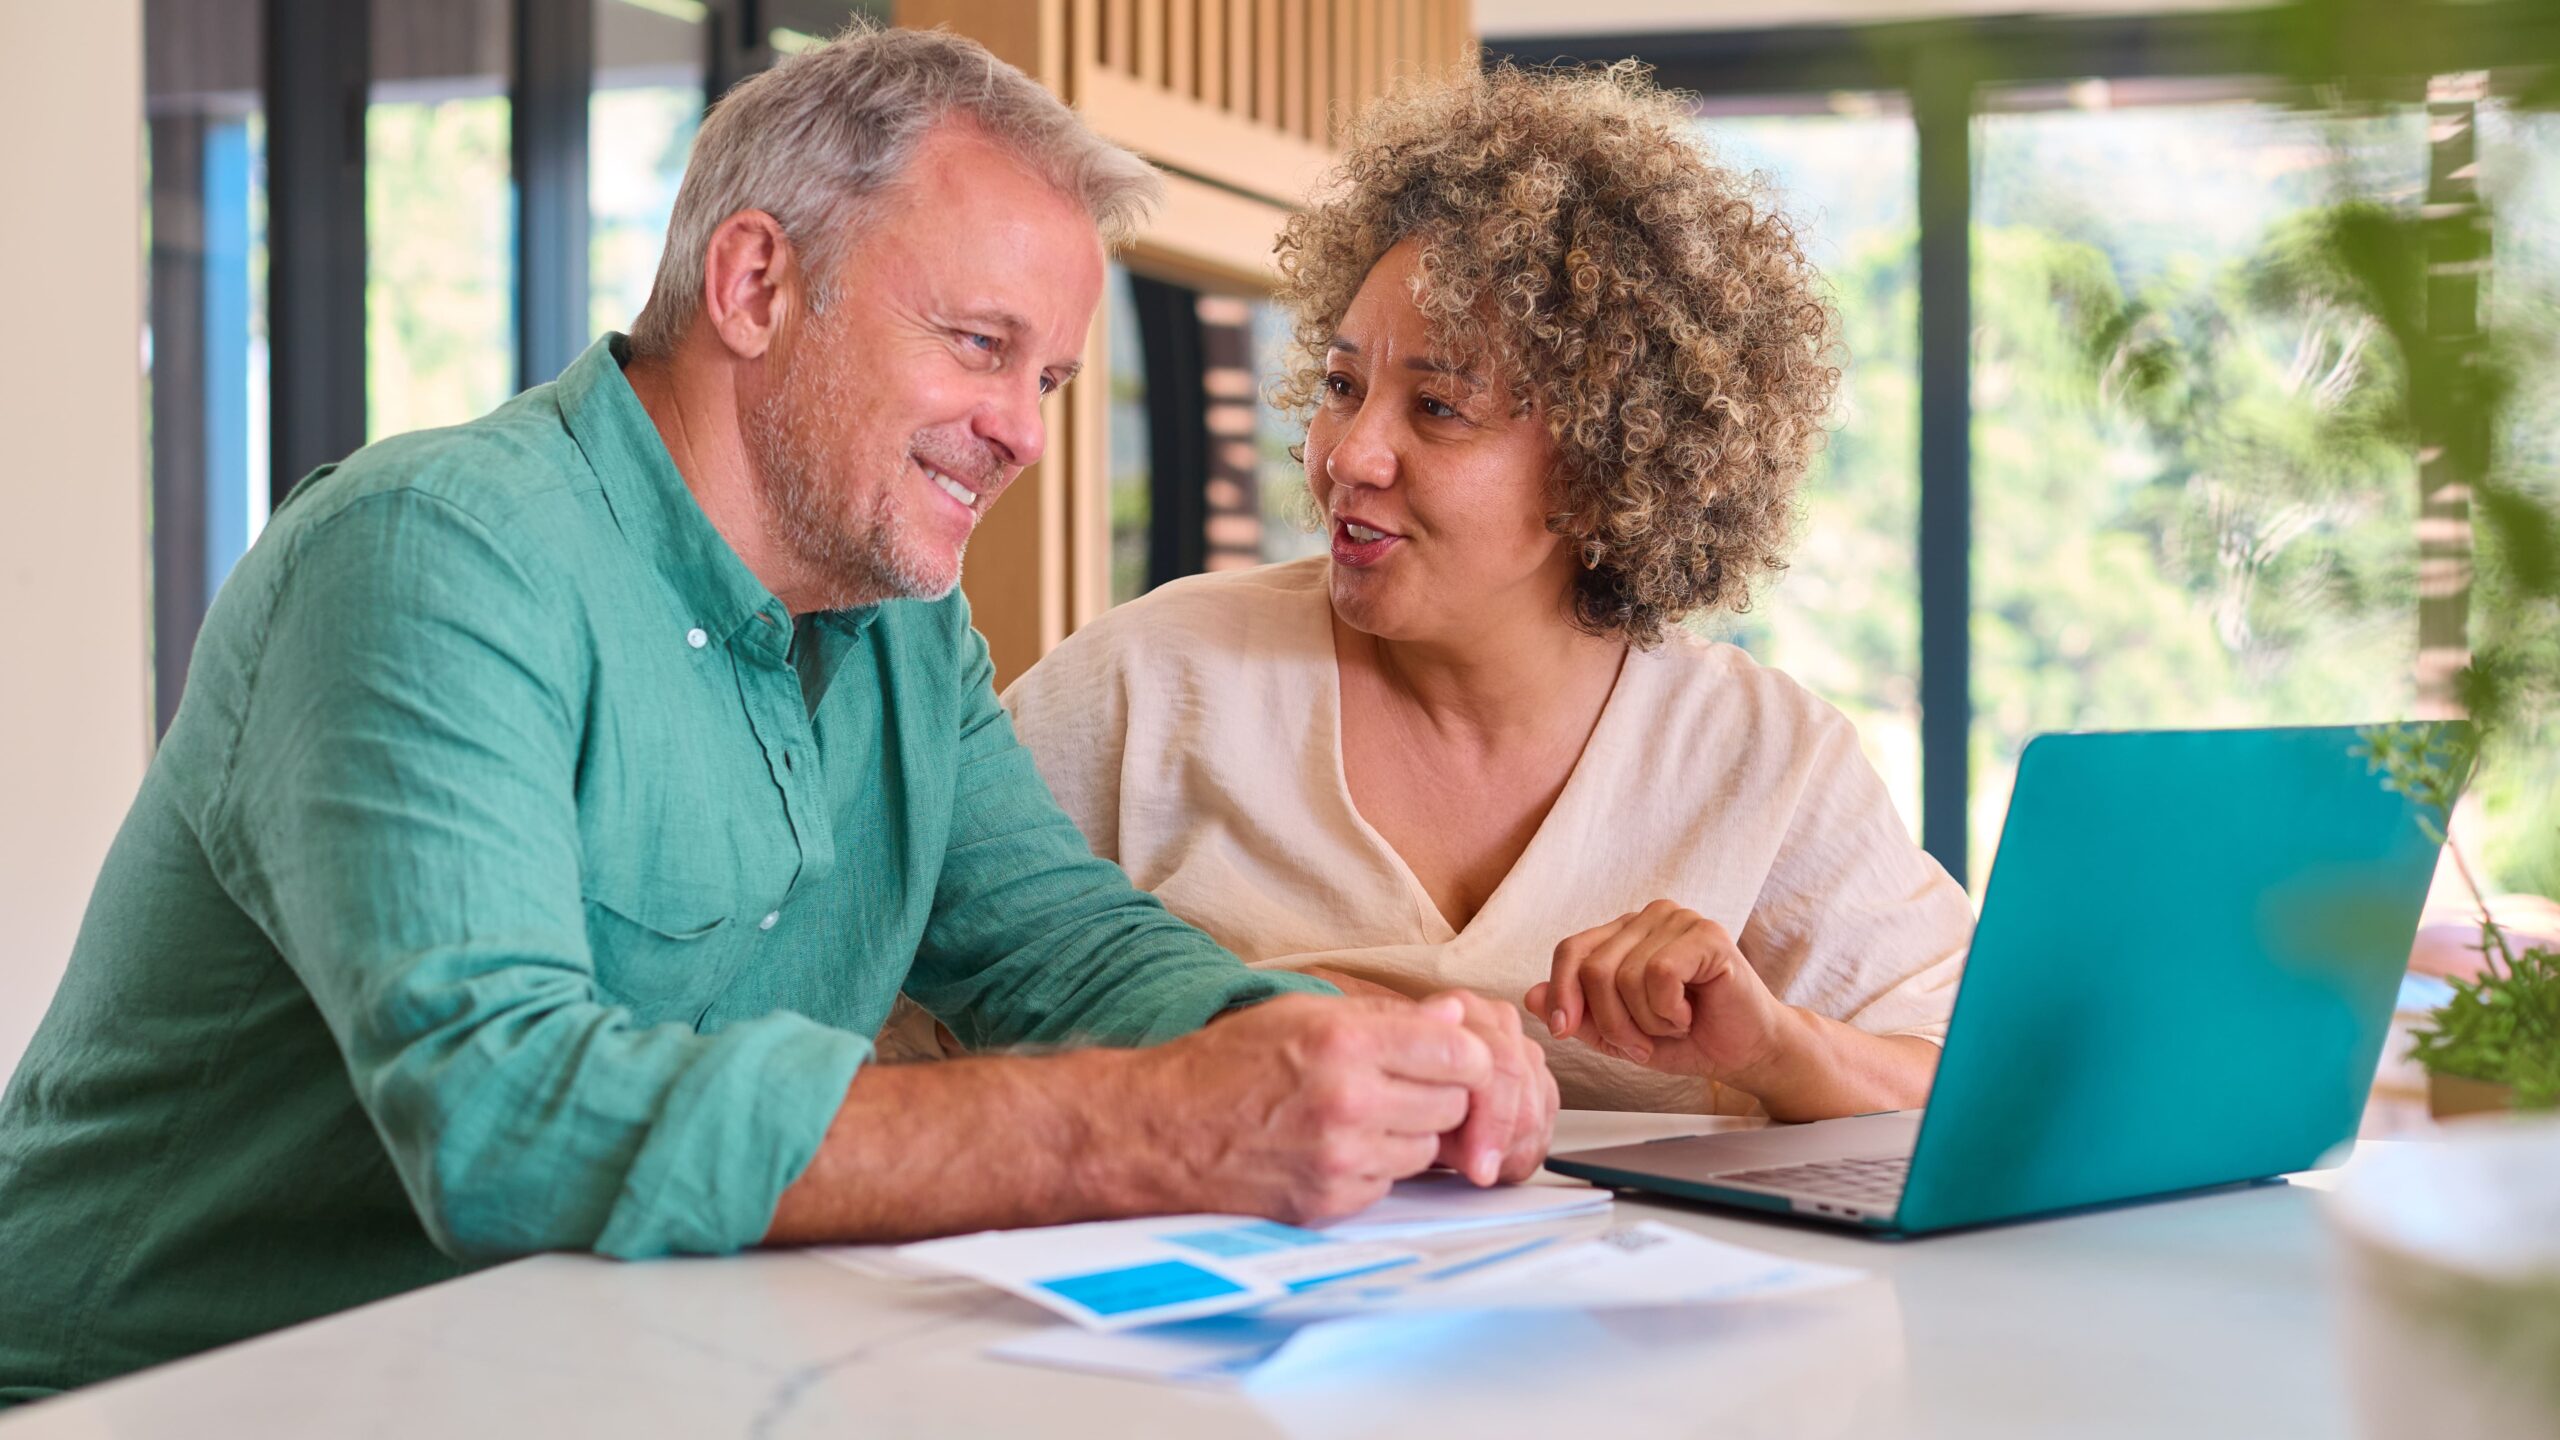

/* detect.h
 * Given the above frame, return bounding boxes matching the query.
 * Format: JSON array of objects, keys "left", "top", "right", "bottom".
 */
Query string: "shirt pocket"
[{"left": 581, "top": 873, "right": 742, "bottom": 1025}]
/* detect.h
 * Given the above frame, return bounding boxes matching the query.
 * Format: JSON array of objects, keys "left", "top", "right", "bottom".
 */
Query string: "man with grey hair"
[{"left": 0, "top": 23, "right": 1553, "bottom": 1405}]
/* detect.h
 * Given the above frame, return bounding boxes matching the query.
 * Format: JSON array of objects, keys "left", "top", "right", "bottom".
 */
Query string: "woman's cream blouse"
[{"left": 1000, "top": 558, "right": 1975, "bottom": 1114}]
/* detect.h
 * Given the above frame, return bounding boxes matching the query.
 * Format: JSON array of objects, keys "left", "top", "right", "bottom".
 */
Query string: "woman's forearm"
[
  {"left": 1303, "top": 965, "right": 1411, "bottom": 1001},
  {"left": 1720, "top": 1008, "right": 1941, "bottom": 1123}
]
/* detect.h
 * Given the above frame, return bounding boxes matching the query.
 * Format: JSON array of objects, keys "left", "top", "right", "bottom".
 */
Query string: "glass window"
[
  {"left": 368, "top": 0, "right": 515, "bottom": 442},
  {"left": 591, "top": 0, "right": 707, "bottom": 340},
  {"left": 1696, "top": 96, "right": 1925, "bottom": 841},
  {"left": 1969, "top": 81, "right": 2427, "bottom": 886},
  {"left": 145, "top": 0, "right": 270, "bottom": 729},
  {"left": 767, "top": 1, "right": 887, "bottom": 57},
  {"left": 1194, "top": 293, "right": 1261, "bottom": 573},
  {"left": 2474, "top": 96, "right": 2560, "bottom": 901},
  {"left": 1106, "top": 284, "right": 1312, "bottom": 603},
  {"left": 1250, "top": 298, "right": 1329, "bottom": 566},
  {"left": 1107, "top": 265, "right": 1152, "bottom": 605}
]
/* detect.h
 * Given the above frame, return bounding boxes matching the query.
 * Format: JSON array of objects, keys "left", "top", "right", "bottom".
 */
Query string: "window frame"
[{"left": 1489, "top": 2, "right": 2560, "bottom": 876}]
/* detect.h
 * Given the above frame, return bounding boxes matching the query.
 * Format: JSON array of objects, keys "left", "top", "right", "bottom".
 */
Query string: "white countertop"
[{"left": 0, "top": 1111, "right": 2367, "bottom": 1439}]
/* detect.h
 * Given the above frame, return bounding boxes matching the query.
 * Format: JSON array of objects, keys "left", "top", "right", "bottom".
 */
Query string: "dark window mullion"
[
  {"left": 265, "top": 0, "right": 370, "bottom": 503},
  {"left": 516, "top": 0, "right": 594, "bottom": 386},
  {"left": 1130, "top": 274, "right": 1210, "bottom": 591},
  {"left": 150, "top": 116, "right": 212, "bottom": 737},
  {"left": 1914, "top": 44, "right": 1973, "bottom": 881},
  {"left": 705, "top": 0, "right": 775, "bottom": 105}
]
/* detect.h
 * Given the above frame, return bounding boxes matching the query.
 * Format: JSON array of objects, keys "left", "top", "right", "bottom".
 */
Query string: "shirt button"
[
  {"left": 759, "top": 911, "right": 779, "bottom": 931},
  {"left": 685, "top": 627, "right": 708, "bottom": 649}
]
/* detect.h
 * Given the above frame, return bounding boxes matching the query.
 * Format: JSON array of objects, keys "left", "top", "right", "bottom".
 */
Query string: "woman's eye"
[
  {"left": 1322, "top": 373, "right": 1356, "bottom": 399},
  {"left": 1420, "top": 395, "right": 1459, "bottom": 419}
]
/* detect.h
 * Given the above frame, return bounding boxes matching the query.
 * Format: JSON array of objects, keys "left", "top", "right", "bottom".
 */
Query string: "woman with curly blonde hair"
[{"left": 1001, "top": 62, "right": 1973, "bottom": 1120}]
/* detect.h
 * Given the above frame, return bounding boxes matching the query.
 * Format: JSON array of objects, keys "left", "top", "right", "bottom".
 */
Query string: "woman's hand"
[
  {"left": 1525, "top": 900, "right": 1789, "bottom": 1081},
  {"left": 1524, "top": 900, "right": 1943, "bottom": 1120},
  {"left": 1309, "top": 967, "right": 1558, "bottom": 1185}
]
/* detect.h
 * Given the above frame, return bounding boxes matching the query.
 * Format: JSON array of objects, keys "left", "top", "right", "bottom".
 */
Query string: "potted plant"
[
  {"left": 2362, "top": 726, "right": 2560, "bottom": 1115},
  {"left": 2410, "top": 938, "right": 2560, "bottom": 1116}
]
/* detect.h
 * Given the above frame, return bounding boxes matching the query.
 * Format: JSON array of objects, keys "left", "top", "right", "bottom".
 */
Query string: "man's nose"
[{"left": 976, "top": 383, "right": 1047, "bottom": 473}]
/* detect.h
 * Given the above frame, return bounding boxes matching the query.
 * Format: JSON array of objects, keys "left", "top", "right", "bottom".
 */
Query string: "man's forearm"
[
  {"left": 761, "top": 994, "right": 1503, "bottom": 1243},
  {"left": 762, "top": 1048, "right": 1180, "bottom": 1245}
]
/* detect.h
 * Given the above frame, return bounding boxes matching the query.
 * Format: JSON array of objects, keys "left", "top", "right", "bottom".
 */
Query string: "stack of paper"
[
  {"left": 989, "top": 1221, "right": 1866, "bottom": 1385},
  {"left": 816, "top": 1177, "right": 1867, "bottom": 1386},
  {"left": 1311, "top": 1175, "right": 1613, "bottom": 1241},
  {"left": 815, "top": 1175, "right": 1617, "bottom": 1330},
  {"left": 890, "top": 1215, "right": 1425, "bottom": 1331}
]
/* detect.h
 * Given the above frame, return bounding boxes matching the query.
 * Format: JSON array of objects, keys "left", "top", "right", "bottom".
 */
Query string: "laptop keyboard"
[{"left": 1718, "top": 1155, "right": 1909, "bottom": 1207}]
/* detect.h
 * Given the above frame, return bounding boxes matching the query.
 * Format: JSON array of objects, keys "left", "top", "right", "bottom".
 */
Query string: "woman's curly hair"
[{"left": 1273, "top": 61, "right": 1839, "bottom": 647}]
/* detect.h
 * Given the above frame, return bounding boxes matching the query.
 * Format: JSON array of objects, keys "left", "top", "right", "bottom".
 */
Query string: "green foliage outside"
[
  {"left": 1699, "top": 114, "right": 1923, "bottom": 835},
  {"left": 589, "top": 87, "right": 702, "bottom": 343},
  {"left": 1706, "top": 104, "right": 2463, "bottom": 875},
  {"left": 1708, "top": 89, "right": 2560, "bottom": 901},
  {"left": 1108, "top": 267, "right": 1151, "bottom": 605},
  {"left": 2274, "top": 0, "right": 2560, "bottom": 1106},
  {"left": 366, "top": 99, "right": 513, "bottom": 443},
  {"left": 369, "top": 81, "right": 701, "bottom": 432}
]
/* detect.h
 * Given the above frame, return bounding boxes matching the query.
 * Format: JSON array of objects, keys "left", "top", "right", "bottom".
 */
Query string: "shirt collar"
[{"left": 556, "top": 334, "right": 880, "bottom": 652}]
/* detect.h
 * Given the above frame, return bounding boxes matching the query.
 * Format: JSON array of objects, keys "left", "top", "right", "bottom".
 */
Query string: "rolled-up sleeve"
[
  {"left": 203, "top": 490, "right": 867, "bottom": 1261},
  {"left": 902, "top": 612, "right": 1334, "bottom": 1051}
]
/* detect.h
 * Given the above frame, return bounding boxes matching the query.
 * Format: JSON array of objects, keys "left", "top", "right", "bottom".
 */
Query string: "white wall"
[{"left": 0, "top": 1, "right": 151, "bottom": 1082}]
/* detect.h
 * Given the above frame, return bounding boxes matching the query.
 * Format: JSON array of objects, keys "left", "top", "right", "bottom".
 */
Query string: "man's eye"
[
  {"left": 961, "top": 332, "right": 1000, "bottom": 354},
  {"left": 1038, "top": 373, "right": 1059, "bottom": 396}
]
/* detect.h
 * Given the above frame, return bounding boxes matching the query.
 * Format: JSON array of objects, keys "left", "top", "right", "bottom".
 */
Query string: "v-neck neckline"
[{"left": 1315, "top": 598, "right": 1638, "bottom": 945}]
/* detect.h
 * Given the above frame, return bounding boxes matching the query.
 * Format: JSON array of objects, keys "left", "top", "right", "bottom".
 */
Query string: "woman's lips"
[{"left": 1331, "top": 517, "right": 1402, "bottom": 568}]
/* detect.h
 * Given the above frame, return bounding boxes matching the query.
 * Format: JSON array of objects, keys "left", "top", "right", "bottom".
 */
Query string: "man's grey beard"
[{"left": 743, "top": 344, "right": 962, "bottom": 612}]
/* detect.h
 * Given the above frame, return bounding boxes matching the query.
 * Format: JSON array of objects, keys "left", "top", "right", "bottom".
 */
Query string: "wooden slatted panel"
[
  {"left": 1196, "top": 0, "right": 1223, "bottom": 105},
  {"left": 1305, "top": 0, "right": 1331, "bottom": 145},
  {"left": 1078, "top": 68, "right": 1330, "bottom": 195},
  {"left": 1103, "top": 0, "right": 1133, "bottom": 71},
  {"left": 1341, "top": 0, "right": 1361, "bottom": 140},
  {"left": 1340, "top": 0, "right": 1364, "bottom": 115},
  {"left": 1037, "top": 0, "right": 1065, "bottom": 91},
  {"left": 1227, "top": 0, "right": 1252, "bottom": 121},
  {"left": 1373, "top": 0, "right": 1391, "bottom": 87},
  {"left": 1254, "top": 0, "right": 1280, "bottom": 126},
  {"left": 1065, "top": 291, "right": 1111, "bottom": 630},
  {"left": 1280, "top": 0, "right": 1306, "bottom": 138},
  {"left": 909, "top": 0, "right": 1509, "bottom": 686},
  {"left": 1136, "top": 0, "right": 1163, "bottom": 85},
  {"left": 1384, "top": 1, "right": 1400, "bottom": 97}
]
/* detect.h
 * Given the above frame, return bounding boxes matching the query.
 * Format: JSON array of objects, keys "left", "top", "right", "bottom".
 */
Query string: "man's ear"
[{"left": 699, "top": 209, "right": 804, "bottom": 362}]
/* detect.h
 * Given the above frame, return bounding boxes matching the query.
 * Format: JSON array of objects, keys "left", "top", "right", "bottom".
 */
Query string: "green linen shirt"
[{"left": 0, "top": 336, "right": 1330, "bottom": 1405}]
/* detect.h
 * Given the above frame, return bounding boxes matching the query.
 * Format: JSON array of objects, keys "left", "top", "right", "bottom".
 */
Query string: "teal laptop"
[{"left": 1546, "top": 724, "right": 2464, "bottom": 1236}]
